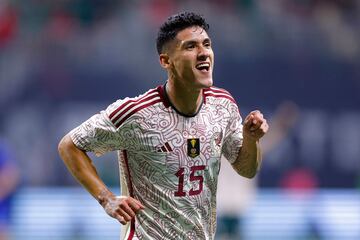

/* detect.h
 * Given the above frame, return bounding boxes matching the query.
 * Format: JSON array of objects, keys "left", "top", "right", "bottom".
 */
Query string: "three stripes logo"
[{"left": 156, "top": 142, "right": 173, "bottom": 153}]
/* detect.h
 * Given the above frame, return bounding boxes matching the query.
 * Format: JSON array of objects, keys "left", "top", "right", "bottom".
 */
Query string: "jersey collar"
[{"left": 157, "top": 82, "right": 205, "bottom": 118}]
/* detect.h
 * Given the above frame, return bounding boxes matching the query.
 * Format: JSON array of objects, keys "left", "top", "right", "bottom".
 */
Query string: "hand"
[
  {"left": 100, "top": 194, "right": 145, "bottom": 225},
  {"left": 243, "top": 110, "right": 269, "bottom": 141}
]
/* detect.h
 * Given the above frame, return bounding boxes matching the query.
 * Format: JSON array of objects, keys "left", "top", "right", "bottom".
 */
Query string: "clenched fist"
[{"left": 243, "top": 110, "right": 269, "bottom": 141}]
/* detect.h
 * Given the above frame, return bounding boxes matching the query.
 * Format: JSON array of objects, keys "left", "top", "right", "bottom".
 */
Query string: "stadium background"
[{"left": 0, "top": 0, "right": 359, "bottom": 239}]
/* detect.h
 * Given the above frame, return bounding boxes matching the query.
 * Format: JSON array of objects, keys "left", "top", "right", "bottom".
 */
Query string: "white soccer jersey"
[{"left": 70, "top": 84, "right": 243, "bottom": 240}]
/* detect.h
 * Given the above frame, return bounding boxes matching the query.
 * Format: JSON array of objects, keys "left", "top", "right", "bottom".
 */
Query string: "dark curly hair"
[{"left": 156, "top": 12, "right": 210, "bottom": 55}]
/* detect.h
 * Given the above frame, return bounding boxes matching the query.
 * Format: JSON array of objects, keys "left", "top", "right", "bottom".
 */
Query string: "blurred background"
[{"left": 0, "top": 0, "right": 359, "bottom": 239}]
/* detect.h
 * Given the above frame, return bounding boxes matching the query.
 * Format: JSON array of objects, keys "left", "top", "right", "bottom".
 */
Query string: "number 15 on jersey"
[{"left": 174, "top": 165, "right": 206, "bottom": 197}]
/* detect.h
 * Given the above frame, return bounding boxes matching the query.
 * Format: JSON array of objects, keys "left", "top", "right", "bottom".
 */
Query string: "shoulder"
[
  {"left": 203, "top": 86, "right": 237, "bottom": 104},
  {"left": 106, "top": 87, "right": 163, "bottom": 128}
]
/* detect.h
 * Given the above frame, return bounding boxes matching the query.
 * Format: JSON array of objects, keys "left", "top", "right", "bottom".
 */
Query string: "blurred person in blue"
[
  {"left": 58, "top": 12, "right": 268, "bottom": 239},
  {"left": 0, "top": 138, "right": 20, "bottom": 240}
]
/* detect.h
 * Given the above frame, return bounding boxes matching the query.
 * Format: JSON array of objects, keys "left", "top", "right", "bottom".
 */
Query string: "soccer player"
[{"left": 58, "top": 12, "right": 268, "bottom": 240}]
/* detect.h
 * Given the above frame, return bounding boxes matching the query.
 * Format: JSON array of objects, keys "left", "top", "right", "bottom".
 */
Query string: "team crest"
[{"left": 187, "top": 138, "right": 200, "bottom": 158}]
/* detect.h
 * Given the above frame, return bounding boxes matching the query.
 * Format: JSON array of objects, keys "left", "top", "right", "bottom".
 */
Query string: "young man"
[{"left": 58, "top": 12, "right": 268, "bottom": 240}]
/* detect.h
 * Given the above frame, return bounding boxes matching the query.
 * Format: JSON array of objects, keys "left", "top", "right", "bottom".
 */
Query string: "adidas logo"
[{"left": 156, "top": 142, "right": 173, "bottom": 152}]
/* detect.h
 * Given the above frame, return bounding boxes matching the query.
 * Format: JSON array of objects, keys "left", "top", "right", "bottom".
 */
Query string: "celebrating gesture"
[{"left": 59, "top": 12, "right": 268, "bottom": 239}]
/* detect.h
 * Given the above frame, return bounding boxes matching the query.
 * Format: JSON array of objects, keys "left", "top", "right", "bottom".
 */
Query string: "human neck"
[{"left": 166, "top": 80, "right": 203, "bottom": 116}]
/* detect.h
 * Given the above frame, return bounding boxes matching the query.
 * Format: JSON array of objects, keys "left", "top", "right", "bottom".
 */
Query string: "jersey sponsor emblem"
[{"left": 187, "top": 138, "right": 200, "bottom": 158}]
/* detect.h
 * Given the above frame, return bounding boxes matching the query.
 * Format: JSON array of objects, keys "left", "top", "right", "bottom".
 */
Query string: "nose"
[{"left": 197, "top": 46, "right": 210, "bottom": 61}]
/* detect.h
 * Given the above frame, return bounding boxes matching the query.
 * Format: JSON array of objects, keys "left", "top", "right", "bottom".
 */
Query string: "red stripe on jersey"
[
  {"left": 128, "top": 220, "right": 136, "bottom": 240},
  {"left": 111, "top": 93, "right": 160, "bottom": 125},
  {"left": 165, "top": 142, "right": 173, "bottom": 152},
  {"left": 122, "top": 150, "right": 134, "bottom": 197},
  {"left": 115, "top": 99, "right": 162, "bottom": 128},
  {"left": 109, "top": 89, "right": 158, "bottom": 119},
  {"left": 122, "top": 150, "right": 136, "bottom": 240},
  {"left": 203, "top": 87, "right": 236, "bottom": 103},
  {"left": 204, "top": 93, "right": 236, "bottom": 103},
  {"left": 204, "top": 87, "right": 231, "bottom": 95}
]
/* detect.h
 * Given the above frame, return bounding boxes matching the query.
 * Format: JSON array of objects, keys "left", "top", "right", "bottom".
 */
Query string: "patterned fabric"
[{"left": 70, "top": 85, "right": 243, "bottom": 240}]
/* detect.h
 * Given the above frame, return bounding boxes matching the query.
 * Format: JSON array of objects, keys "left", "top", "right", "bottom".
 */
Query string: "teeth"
[{"left": 196, "top": 63, "right": 210, "bottom": 69}]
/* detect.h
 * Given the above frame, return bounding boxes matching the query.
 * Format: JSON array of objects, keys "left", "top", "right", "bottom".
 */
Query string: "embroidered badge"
[{"left": 187, "top": 138, "right": 200, "bottom": 158}]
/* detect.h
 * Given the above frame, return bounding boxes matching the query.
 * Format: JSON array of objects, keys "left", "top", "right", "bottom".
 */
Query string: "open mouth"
[{"left": 195, "top": 62, "right": 210, "bottom": 72}]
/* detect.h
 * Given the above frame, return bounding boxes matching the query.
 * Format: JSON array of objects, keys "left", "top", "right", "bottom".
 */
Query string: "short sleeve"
[
  {"left": 69, "top": 99, "right": 125, "bottom": 156},
  {"left": 221, "top": 103, "right": 243, "bottom": 164}
]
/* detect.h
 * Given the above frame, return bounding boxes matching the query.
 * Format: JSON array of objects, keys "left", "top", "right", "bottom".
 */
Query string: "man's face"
[{"left": 165, "top": 26, "right": 214, "bottom": 89}]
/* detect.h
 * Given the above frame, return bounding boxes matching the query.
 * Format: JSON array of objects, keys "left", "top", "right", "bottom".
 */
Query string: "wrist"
[
  {"left": 242, "top": 135, "right": 258, "bottom": 145},
  {"left": 97, "top": 189, "right": 114, "bottom": 207}
]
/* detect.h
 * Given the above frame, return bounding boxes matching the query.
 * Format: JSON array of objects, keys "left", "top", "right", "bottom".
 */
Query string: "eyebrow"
[{"left": 180, "top": 37, "right": 211, "bottom": 47}]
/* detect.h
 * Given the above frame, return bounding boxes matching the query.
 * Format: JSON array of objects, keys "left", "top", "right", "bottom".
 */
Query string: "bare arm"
[
  {"left": 58, "top": 134, "right": 144, "bottom": 224},
  {"left": 58, "top": 134, "right": 108, "bottom": 199},
  {"left": 231, "top": 110, "right": 268, "bottom": 178},
  {"left": 232, "top": 138, "right": 261, "bottom": 179}
]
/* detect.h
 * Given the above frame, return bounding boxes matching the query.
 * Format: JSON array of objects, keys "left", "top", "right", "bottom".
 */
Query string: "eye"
[
  {"left": 204, "top": 41, "right": 211, "bottom": 48},
  {"left": 186, "top": 44, "right": 195, "bottom": 50}
]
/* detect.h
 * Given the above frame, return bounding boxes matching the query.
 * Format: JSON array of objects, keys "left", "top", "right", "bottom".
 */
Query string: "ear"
[{"left": 159, "top": 53, "right": 171, "bottom": 69}]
